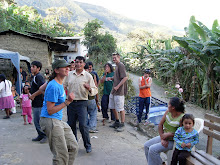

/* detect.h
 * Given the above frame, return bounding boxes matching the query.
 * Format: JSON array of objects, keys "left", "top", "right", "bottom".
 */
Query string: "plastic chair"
[{"left": 165, "top": 118, "right": 204, "bottom": 165}]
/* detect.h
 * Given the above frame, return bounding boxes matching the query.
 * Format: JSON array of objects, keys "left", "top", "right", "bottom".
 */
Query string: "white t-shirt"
[{"left": 0, "top": 80, "right": 12, "bottom": 98}]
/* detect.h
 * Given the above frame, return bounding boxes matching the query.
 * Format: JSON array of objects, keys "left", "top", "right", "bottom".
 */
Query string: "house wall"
[
  {"left": 54, "top": 39, "right": 88, "bottom": 63},
  {"left": 0, "top": 33, "right": 51, "bottom": 73}
]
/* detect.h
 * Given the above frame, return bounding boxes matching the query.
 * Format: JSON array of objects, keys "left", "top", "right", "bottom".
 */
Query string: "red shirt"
[{"left": 139, "top": 76, "right": 151, "bottom": 98}]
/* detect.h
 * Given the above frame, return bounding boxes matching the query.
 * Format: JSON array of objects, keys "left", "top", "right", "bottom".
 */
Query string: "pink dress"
[{"left": 20, "top": 94, "right": 32, "bottom": 123}]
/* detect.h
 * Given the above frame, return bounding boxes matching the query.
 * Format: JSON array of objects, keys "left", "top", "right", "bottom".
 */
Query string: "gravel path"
[{"left": 128, "top": 72, "right": 220, "bottom": 158}]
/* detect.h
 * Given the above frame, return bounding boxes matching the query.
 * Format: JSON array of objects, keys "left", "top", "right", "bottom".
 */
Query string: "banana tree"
[{"left": 173, "top": 16, "right": 220, "bottom": 110}]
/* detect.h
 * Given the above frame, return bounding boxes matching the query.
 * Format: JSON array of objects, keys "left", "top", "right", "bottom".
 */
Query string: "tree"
[
  {"left": 83, "top": 19, "right": 117, "bottom": 65},
  {"left": 0, "top": 2, "right": 75, "bottom": 37}
]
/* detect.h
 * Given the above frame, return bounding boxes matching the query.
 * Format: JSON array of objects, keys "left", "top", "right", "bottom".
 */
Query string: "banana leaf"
[
  {"left": 173, "top": 36, "right": 189, "bottom": 48},
  {"left": 192, "top": 22, "right": 208, "bottom": 42},
  {"left": 197, "top": 21, "right": 214, "bottom": 41},
  {"left": 212, "top": 20, "right": 220, "bottom": 34},
  {"left": 188, "top": 16, "right": 199, "bottom": 40},
  {"left": 201, "top": 78, "right": 209, "bottom": 100},
  {"left": 188, "top": 44, "right": 202, "bottom": 54}
]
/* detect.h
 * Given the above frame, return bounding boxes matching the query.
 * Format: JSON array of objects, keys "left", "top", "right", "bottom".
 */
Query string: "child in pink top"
[{"left": 20, "top": 85, "right": 32, "bottom": 125}]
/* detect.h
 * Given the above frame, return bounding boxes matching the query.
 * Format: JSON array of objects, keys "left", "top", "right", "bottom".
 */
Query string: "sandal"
[
  {"left": 102, "top": 119, "right": 106, "bottom": 126},
  {"left": 24, "top": 122, "right": 27, "bottom": 125}
]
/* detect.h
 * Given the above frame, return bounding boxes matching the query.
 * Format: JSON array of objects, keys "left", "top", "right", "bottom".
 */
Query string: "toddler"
[
  {"left": 20, "top": 85, "right": 32, "bottom": 125},
  {"left": 11, "top": 85, "right": 19, "bottom": 113},
  {"left": 171, "top": 114, "right": 199, "bottom": 165}
]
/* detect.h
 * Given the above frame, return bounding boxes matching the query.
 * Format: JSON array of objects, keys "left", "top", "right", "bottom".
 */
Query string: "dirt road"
[{"left": 0, "top": 108, "right": 147, "bottom": 165}]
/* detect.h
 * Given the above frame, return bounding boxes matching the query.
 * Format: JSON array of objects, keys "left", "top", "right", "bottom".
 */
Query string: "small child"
[
  {"left": 11, "top": 85, "right": 19, "bottom": 100},
  {"left": 25, "top": 81, "right": 31, "bottom": 88},
  {"left": 11, "top": 85, "right": 19, "bottom": 113},
  {"left": 171, "top": 114, "right": 199, "bottom": 165},
  {"left": 20, "top": 85, "right": 32, "bottom": 125}
]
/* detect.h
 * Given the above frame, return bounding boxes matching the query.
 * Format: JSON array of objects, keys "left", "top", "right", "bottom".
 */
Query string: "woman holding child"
[{"left": 144, "top": 97, "right": 185, "bottom": 165}]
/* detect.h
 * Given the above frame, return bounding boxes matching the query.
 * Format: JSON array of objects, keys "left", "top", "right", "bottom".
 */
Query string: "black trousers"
[
  {"left": 171, "top": 148, "right": 191, "bottom": 165},
  {"left": 67, "top": 100, "right": 91, "bottom": 149},
  {"left": 101, "top": 94, "right": 115, "bottom": 120}
]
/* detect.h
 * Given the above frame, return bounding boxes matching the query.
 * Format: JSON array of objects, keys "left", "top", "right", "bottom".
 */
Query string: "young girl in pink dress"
[{"left": 20, "top": 85, "right": 32, "bottom": 125}]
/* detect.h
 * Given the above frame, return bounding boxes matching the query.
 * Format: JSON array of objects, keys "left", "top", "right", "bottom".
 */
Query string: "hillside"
[{"left": 15, "top": 0, "right": 177, "bottom": 36}]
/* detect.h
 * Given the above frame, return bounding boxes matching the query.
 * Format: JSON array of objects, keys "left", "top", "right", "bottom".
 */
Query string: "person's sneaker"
[
  {"left": 109, "top": 121, "right": 120, "bottom": 128},
  {"left": 115, "top": 127, "right": 125, "bottom": 132},
  {"left": 89, "top": 129, "right": 99, "bottom": 133},
  {"left": 32, "top": 136, "right": 43, "bottom": 141},
  {"left": 86, "top": 147, "right": 92, "bottom": 153},
  {"left": 3, "top": 116, "right": 10, "bottom": 119},
  {"left": 115, "top": 123, "right": 125, "bottom": 132},
  {"left": 40, "top": 137, "right": 47, "bottom": 144},
  {"left": 119, "top": 122, "right": 125, "bottom": 127}
]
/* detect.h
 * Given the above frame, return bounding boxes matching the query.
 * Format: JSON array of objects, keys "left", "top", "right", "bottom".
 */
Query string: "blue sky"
[{"left": 75, "top": 0, "right": 219, "bottom": 31}]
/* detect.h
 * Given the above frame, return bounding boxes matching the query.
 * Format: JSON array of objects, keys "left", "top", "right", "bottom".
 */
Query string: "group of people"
[
  {"left": 0, "top": 52, "right": 200, "bottom": 165},
  {"left": 133, "top": 66, "right": 199, "bottom": 165},
  {"left": 40, "top": 53, "right": 128, "bottom": 164},
  {"left": 0, "top": 53, "right": 128, "bottom": 164}
]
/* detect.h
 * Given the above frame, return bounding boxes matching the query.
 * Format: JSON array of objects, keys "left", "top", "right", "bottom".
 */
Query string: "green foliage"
[
  {"left": 126, "top": 75, "right": 136, "bottom": 101},
  {"left": 0, "top": 2, "right": 75, "bottom": 37},
  {"left": 83, "top": 19, "right": 117, "bottom": 66},
  {"left": 123, "top": 16, "right": 220, "bottom": 112}
]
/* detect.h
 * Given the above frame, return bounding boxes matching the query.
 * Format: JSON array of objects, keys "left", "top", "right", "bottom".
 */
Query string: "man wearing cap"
[
  {"left": 108, "top": 53, "right": 128, "bottom": 132},
  {"left": 64, "top": 56, "right": 98, "bottom": 153},
  {"left": 137, "top": 69, "right": 152, "bottom": 124}
]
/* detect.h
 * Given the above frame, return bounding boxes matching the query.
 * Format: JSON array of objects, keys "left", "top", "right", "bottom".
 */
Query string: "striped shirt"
[
  {"left": 174, "top": 127, "right": 199, "bottom": 151},
  {"left": 163, "top": 112, "right": 184, "bottom": 140}
]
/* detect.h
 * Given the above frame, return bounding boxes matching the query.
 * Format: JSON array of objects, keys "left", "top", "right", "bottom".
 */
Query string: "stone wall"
[{"left": 0, "top": 33, "right": 52, "bottom": 73}]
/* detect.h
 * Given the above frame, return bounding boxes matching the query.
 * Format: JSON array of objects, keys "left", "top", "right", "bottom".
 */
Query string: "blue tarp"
[{"left": 0, "top": 49, "right": 30, "bottom": 95}]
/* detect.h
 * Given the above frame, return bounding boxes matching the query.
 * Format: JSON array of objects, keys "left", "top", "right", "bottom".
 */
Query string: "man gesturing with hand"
[{"left": 64, "top": 56, "right": 98, "bottom": 153}]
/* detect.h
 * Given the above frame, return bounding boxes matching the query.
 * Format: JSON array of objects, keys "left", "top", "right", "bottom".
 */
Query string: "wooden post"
[{"left": 206, "top": 119, "right": 214, "bottom": 155}]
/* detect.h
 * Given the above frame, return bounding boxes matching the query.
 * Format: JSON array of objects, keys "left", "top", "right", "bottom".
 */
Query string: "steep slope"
[{"left": 15, "top": 0, "right": 175, "bottom": 35}]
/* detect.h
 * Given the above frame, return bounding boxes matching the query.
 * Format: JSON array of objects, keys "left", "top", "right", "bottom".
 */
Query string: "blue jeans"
[
  {"left": 33, "top": 107, "right": 46, "bottom": 138},
  {"left": 144, "top": 136, "right": 174, "bottom": 165},
  {"left": 67, "top": 100, "right": 91, "bottom": 149},
  {"left": 101, "top": 94, "right": 115, "bottom": 121},
  {"left": 137, "top": 97, "right": 151, "bottom": 123},
  {"left": 87, "top": 99, "right": 97, "bottom": 131}
]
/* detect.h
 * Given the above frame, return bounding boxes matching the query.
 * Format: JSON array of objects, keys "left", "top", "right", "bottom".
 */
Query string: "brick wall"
[{"left": 0, "top": 33, "right": 52, "bottom": 73}]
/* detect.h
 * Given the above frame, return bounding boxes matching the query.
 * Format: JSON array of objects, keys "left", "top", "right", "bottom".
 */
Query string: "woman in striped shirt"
[{"left": 144, "top": 97, "right": 185, "bottom": 165}]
